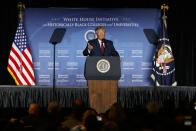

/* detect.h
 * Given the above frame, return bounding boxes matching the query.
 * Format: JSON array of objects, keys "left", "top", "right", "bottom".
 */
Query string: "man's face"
[{"left": 96, "top": 29, "right": 105, "bottom": 40}]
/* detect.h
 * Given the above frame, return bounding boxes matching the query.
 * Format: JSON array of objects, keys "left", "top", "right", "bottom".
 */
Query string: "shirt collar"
[
  {"left": 98, "top": 39, "right": 102, "bottom": 43},
  {"left": 98, "top": 39, "right": 105, "bottom": 47}
]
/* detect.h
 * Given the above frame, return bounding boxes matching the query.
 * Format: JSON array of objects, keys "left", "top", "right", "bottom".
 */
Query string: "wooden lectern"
[{"left": 84, "top": 56, "right": 121, "bottom": 114}]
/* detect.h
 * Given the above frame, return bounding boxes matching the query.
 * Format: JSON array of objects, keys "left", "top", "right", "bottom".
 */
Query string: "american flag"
[{"left": 7, "top": 17, "right": 35, "bottom": 85}]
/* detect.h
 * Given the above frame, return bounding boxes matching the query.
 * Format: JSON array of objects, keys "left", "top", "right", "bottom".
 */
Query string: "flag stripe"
[
  {"left": 22, "top": 69, "right": 35, "bottom": 85},
  {"left": 13, "top": 44, "right": 34, "bottom": 78},
  {"left": 21, "top": 52, "right": 35, "bottom": 82},
  {"left": 8, "top": 61, "right": 26, "bottom": 85},
  {"left": 21, "top": 58, "right": 35, "bottom": 84},
  {"left": 12, "top": 42, "right": 35, "bottom": 84},
  {"left": 9, "top": 52, "right": 35, "bottom": 85},
  {"left": 23, "top": 48, "right": 35, "bottom": 77},
  {"left": 9, "top": 54, "right": 20, "bottom": 71},
  {"left": 26, "top": 47, "right": 33, "bottom": 63},
  {"left": 9, "top": 54, "right": 31, "bottom": 85},
  {"left": 21, "top": 70, "right": 31, "bottom": 85},
  {"left": 11, "top": 44, "right": 22, "bottom": 64},
  {"left": 8, "top": 60, "right": 27, "bottom": 85},
  {"left": 9, "top": 45, "right": 30, "bottom": 85}
]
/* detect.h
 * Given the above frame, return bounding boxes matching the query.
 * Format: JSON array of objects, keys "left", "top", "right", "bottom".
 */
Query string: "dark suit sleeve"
[
  {"left": 83, "top": 44, "right": 90, "bottom": 56},
  {"left": 83, "top": 40, "right": 95, "bottom": 56},
  {"left": 110, "top": 41, "right": 119, "bottom": 56}
]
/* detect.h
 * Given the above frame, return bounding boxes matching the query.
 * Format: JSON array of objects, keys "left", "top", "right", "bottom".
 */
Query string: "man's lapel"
[
  {"left": 95, "top": 39, "right": 102, "bottom": 54},
  {"left": 104, "top": 40, "right": 108, "bottom": 55}
]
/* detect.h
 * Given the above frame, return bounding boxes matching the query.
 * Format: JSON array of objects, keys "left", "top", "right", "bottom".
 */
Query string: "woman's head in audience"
[{"left": 108, "top": 103, "right": 126, "bottom": 124}]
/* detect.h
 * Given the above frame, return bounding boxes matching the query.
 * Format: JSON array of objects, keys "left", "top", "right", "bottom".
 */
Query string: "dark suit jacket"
[{"left": 83, "top": 39, "right": 119, "bottom": 56}]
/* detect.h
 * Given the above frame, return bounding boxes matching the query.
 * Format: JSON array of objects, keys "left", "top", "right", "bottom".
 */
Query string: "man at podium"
[
  {"left": 83, "top": 27, "right": 121, "bottom": 114},
  {"left": 83, "top": 26, "right": 119, "bottom": 56}
]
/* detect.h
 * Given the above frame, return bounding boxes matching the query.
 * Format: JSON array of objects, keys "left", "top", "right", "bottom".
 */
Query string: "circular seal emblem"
[
  {"left": 96, "top": 59, "right": 110, "bottom": 73},
  {"left": 84, "top": 30, "right": 97, "bottom": 42}
]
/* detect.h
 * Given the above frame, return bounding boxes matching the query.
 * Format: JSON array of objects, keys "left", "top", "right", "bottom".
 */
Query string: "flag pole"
[
  {"left": 154, "top": 4, "right": 169, "bottom": 86},
  {"left": 161, "top": 4, "right": 168, "bottom": 76},
  {"left": 161, "top": 4, "right": 168, "bottom": 42},
  {"left": 17, "top": 2, "right": 25, "bottom": 21},
  {"left": 17, "top": 2, "right": 25, "bottom": 74}
]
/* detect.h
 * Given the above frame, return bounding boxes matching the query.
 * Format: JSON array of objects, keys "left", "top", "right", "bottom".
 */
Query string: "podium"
[{"left": 84, "top": 56, "right": 121, "bottom": 114}]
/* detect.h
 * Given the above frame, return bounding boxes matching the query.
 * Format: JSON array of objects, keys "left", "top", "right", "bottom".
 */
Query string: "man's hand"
[
  {"left": 120, "top": 57, "right": 122, "bottom": 62},
  {"left": 88, "top": 43, "right": 93, "bottom": 51}
]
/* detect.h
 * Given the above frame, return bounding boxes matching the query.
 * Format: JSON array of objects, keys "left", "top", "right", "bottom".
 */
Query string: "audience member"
[
  {"left": 60, "top": 99, "right": 85, "bottom": 131},
  {"left": 84, "top": 114, "right": 101, "bottom": 131},
  {"left": 20, "top": 103, "right": 41, "bottom": 131},
  {"left": 108, "top": 103, "right": 127, "bottom": 130},
  {"left": 2, "top": 99, "right": 196, "bottom": 131},
  {"left": 71, "top": 108, "right": 99, "bottom": 131},
  {"left": 37, "top": 101, "right": 61, "bottom": 131},
  {"left": 101, "top": 121, "right": 118, "bottom": 131}
]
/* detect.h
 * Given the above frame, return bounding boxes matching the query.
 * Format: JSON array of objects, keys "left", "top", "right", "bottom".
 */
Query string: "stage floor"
[{"left": 0, "top": 85, "right": 196, "bottom": 108}]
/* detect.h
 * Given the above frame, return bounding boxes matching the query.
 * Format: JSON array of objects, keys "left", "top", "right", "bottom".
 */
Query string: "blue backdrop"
[{"left": 24, "top": 8, "right": 160, "bottom": 87}]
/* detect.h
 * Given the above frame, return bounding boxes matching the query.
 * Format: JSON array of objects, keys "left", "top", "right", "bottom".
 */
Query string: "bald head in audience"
[{"left": 28, "top": 103, "right": 40, "bottom": 116}]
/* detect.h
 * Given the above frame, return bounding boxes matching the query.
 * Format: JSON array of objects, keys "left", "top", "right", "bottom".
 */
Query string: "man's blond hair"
[{"left": 95, "top": 26, "right": 106, "bottom": 33}]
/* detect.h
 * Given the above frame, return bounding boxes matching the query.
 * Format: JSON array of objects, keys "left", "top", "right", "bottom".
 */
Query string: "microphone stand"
[
  {"left": 49, "top": 28, "right": 66, "bottom": 101},
  {"left": 52, "top": 42, "right": 57, "bottom": 100}
]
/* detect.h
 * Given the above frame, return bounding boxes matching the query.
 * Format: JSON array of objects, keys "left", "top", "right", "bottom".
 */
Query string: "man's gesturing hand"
[{"left": 88, "top": 43, "right": 93, "bottom": 51}]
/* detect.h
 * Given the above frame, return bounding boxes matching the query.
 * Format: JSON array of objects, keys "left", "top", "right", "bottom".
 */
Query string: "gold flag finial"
[
  {"left": 17, "top": 2, "right": 25, "bottom": 20},
  {"left": 161, "top": 4, "right": 169, "bottom": 18},
  {"left": 161, "top": 4, "right": 168, "bottom": 28},
  {"left": 161, "top": 4, "right": 169, "bottom": 11}
]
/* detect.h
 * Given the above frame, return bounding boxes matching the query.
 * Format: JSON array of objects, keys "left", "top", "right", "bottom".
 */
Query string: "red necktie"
[{"left": 101, "top": 41, "right": 104, "bottom": 55}]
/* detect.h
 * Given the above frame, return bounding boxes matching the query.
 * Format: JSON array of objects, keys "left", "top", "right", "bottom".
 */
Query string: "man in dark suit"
[{"left": 83, "top": 27, "right": 119, "bottom": 56}]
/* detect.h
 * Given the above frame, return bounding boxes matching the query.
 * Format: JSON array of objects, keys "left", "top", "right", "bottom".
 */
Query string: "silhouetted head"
[
  {"left": 108, "top": 103, "right": 126, "bottom": 124},
  {"left": 28, "top": 103, "right": 40, "bottom": 116},
  {"left": 47, "top": 101, "right": 61, "bottom": 115}
]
